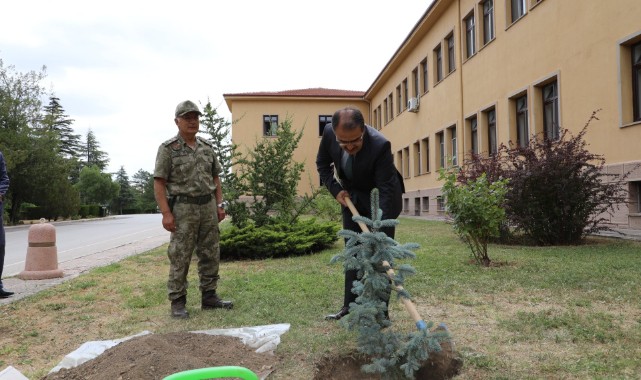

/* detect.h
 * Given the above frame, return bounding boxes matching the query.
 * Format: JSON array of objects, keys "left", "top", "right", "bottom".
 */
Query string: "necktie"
[{"left": 343, "top": 153, "right": 354, "bottom": 180}]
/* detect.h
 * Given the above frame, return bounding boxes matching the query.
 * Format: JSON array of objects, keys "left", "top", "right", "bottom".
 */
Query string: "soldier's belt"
[{"left": 173, "top": 194, "right": 213, "bottom": 205}]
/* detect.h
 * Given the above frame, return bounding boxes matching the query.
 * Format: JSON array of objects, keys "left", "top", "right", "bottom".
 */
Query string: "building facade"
[{"left": 224, "top": 0, "right": 641, "bottom": 229}]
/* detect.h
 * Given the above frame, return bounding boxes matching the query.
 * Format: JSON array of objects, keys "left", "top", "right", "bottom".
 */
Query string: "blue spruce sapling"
[{"left": 331, "top": 189, "right": 451, "bottom": 379}]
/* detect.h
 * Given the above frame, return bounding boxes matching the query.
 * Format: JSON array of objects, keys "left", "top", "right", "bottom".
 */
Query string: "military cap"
[{"left": 175, "top": 100, "right": 202, "bottom": 118}]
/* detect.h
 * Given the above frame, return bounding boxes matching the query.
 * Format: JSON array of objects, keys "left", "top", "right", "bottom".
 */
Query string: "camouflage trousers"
[{"left": 167, "top": 200, "right": 220, "bottom": 301}]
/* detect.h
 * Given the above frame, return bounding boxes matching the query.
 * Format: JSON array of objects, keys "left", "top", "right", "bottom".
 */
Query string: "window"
[
  {"left": 388, "top": 93, "right": 394, "bottom": 121},
  {"left": 413, "top": 141, "right": 420, "bottom": 176},
  {"left": 618, "top": 38, "right": 641, "bottom": 126},
  {"left": 403, "top": 146, "right": 410, "bottom": 178},
  {"left": 465, "top": 12, "right": 476, "bottom": 59},
  {"left": 447, "top": 34, "right": 456, "bottom": 73},
  {"left": 414, "top": 198, "right": 421, "bottom": 216},
  {"left": 448, "top": 126, "right": 458, "bottom": 166},
  {"left": 631, "top": 181, "right": 641, "bottom": 213},
  {"left": 510, "top": 0, "right": 526, "bottom": 23},
  {"left": 482, "top": 0, "right": 495, "bottom": 45},
  {"left": 421, "top": 58, "right": 429, "bottom": 93},
  {"left": 403, "top": 78, "right": 409, "bottom": 110},
  {"left": 412, "top": 68, "right": 419, "bottom": 98},
  {"left": 543, "top": 81, "right": 559, "bottom": 140},
  {"left": 469, "top": 115, "right": 478, "bottom": 155},
  {"left": 516, "top": 95, "right": 529, "bottom": 147},
  {"left": 435, "top": 44, "right": 443, "bottom": 82},
  {"left": 384, "top": 99, "right": 389, "bottom": 124},
  {"left": 421, "top": 137, "right": 430, "bottom": 173},
  {"left": 318, "top": 115, "right": 331, "bottom": 136},
  {"left": 633, "top": 42, "right": 641, "bottom": 122},
  {"left": 437, "top": 196, "right": 445, "bottom": 212},
  {"left": 487, "top": 108, "right": 497, "bottom": 154},
  {"left": 422, "top": 196, "right": 430, "bottom": 211},
  {"left": 263, "top": 115, "right": 278, "bottom": 136},
  {"left": 437, "top": 131, "right": 445, "bottom": 168},
  {"left": 377, "top": 105, "right": 382, "bottom": 130},
  {"left": 396, "top": 85, "right": 402, "bottom": 115}
]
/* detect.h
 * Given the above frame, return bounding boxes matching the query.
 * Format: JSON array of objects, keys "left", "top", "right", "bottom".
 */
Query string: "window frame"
[
  {"left": 420, "top": 58, "right": 429, "bottom": 93},
  {"left": 447, "top": 33, "right": 456, "bottom": 73},
  {"left": 437, "top": 131, "right": 445, "bottom": 169},
  {"left": 464, "top": 11, "right": 476, "bottom": 59},
  {"left": 509, "top": 0, "right": 527, "bottom": 24},
  {"left": 486, "top": 108, "right": 497, "bottom": 155},
  {"left": 318, "top": 114, "right": 332, "bottom": 136},
  {"left": 469, "top": 115, "right": 479, "bottom": 155},
  {"left": 448, "top": 125, "right": 458, "bottom": 166},
  {"left": 542, "top": 81, "right": 560, "bottom": 140},
  {"left": 633, "top": 42, "right": 641, "bottom": 122},
  {"left": 435, "top": 44, "right": 443, "bottom": 82},
  {"left": 412, "top": 68, "right": 419, "bottom": 98},
  {"left": 263, "top": 115, "right": 278, "bottom": 137},
  {"left": 482, "top": 0, "right": 495, "bottom": 45},
  {"left": 515, "top": 95, "right": 529, "bottom": 147},
  {"left": 403, "top": 78, "right": 409, "bottom": 110}
]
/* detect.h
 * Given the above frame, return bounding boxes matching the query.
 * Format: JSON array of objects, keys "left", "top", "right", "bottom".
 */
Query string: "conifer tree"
[
  {"left": 42, "top": 95, "right": 82, "bottom": 159},
  {"left": 83, "top": 129, "right": 110, "bottom": 171}
]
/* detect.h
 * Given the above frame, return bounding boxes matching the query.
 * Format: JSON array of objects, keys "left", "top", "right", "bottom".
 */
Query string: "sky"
[{"left": 1, "top": 0, "right": 433, "bottom": 176}]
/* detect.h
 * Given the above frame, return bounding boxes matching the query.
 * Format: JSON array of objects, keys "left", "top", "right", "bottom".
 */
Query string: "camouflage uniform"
[{"left": 154, "top": 134, "right": 222, "bottom": 301}]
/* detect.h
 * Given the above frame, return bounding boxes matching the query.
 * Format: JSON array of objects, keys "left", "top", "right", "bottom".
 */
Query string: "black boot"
[
  {"left": 170, "top": 295, "right": 189, "bottom": 319},
  {"left": 202, "top": 290, "right": 233, "bottom": 310},
  {"left": 325, "top": 306, "right": 349, "bottom": 320},
  {"left": 0, "top": 288, "right": 13, "bottom": 298}
]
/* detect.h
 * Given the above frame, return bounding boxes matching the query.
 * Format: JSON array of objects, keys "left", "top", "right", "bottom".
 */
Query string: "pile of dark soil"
[{"left": 40, "top": 332, "right": 278, "bottom": 380}]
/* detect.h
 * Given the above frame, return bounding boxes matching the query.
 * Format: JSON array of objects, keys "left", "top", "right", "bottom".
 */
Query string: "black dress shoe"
[
  {"left": 325, "top": 306, "right": 349, "bottom": 320},
  {"left": 0, "top": 289, "right": 15, "bottom": 298}
]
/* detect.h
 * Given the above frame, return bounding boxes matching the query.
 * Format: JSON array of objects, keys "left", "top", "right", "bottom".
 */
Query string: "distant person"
[
  {"left": 153, "top": 100, "right": 233, "bottom": 319},
  {"left": 0, "top": 151, "right": 13, "bottom": 298},
  {"left": 316, "top": 107, "right": 404, "bottom": 320}
]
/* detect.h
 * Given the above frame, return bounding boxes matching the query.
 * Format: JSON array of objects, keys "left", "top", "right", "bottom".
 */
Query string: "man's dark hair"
[{"left": 332, "top": 107, "right": 365, "bottom": 131}]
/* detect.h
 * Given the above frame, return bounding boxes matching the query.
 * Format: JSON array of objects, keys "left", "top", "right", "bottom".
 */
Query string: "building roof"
[{"left": 223, "top": 87, "right": 365, "bottom": 98}]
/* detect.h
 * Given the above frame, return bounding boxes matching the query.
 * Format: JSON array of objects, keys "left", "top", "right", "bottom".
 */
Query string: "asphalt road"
[{"left": 1, "top": 214, "right": 170, "bottom": 304}]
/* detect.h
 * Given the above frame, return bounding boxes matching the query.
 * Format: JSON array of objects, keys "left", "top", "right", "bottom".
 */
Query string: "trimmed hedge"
[{"left": 220, "top": 219, "right": 340, "bottom": 260}]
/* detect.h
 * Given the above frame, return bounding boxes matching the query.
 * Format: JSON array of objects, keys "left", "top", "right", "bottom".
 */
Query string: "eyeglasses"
[{"left": 336, "top": 132, "right": 364, "bottom": 147}]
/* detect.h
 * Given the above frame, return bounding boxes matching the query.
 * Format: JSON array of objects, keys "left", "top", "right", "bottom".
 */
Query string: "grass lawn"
[{"left": 1, "top": 217, "right": 641, "bottom": 379}]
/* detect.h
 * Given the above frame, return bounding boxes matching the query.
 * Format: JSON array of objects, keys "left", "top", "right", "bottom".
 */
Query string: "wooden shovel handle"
[{"left": 344, "top": 197, "right": 426, "bottom": 329}]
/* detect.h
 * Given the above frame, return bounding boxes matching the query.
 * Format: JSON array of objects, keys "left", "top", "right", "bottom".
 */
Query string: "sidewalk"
[{"left": 0, "top": 234, "right": 169, "bottom": 306}]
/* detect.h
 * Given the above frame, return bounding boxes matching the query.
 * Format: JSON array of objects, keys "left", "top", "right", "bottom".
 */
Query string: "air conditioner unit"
[{"left": 407, "top": 97, "right": 419, "bottom": 112}]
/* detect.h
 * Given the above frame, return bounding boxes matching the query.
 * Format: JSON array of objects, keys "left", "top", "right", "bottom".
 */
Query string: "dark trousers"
[
  {"left": 0, "top": 205, "right": 5, "bottom": 288},
  {"left": 342, "top": 207, "right": 395, "bottom": 308},
  {"left": 0, "top": 245, "right": 4, "bottom": 289}
]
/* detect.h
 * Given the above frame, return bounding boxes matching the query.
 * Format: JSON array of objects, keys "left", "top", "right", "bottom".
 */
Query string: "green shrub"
[
  {"left": 220, "top": 219, "right": 340, "bottom": 260},
  {"left": 440, "top": 169, "right": 508, "bottom": 266},
  {"left": 79, "top": 204, "right": 102, "bottom": 218}
]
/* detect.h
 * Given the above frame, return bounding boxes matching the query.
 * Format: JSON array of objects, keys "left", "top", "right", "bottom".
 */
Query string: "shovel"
[{"left": 344, "top": 197, "right": 428, "bottom": 331}]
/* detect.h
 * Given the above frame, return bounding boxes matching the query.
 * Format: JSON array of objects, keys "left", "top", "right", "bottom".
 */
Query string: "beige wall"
[
  {"left": 226, "top": 97, "right": 368, "bottom": 195},
  {"left": 226, "top": 0, "right": 641, "bottom": 228}
]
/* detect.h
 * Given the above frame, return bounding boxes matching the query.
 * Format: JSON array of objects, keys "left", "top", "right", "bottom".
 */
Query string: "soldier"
[{"left": 153, "top": 100, "right": 233, "bottom": 318}]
